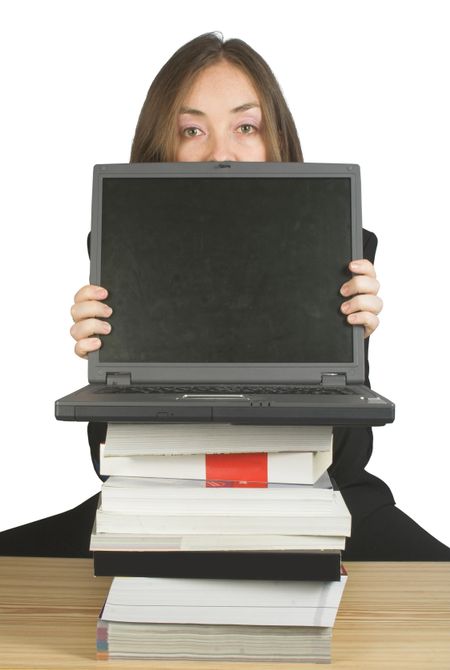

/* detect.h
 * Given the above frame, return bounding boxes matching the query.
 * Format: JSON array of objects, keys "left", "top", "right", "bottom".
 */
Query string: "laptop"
[{"left": 55, "top": 162, "right": 395, "bottom": 426}]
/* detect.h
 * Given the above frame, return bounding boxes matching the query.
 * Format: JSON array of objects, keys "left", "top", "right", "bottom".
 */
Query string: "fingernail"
[
  {"left": 340, "top": 286, "right": 349, "bottom": 296},
  {"left": 104, "top": 306, "right": 113, "bottom": 316},
  {"left": 350, "top": 262, "right": 360, "bottom": 270},
  {"left": 102, "top": 322, "right": 111, "bottom": 333},
  {"left": 348, "top": 314, "right": 357, "bottom": 323},
  {"left": 96, "top": 288, "right": 107, "bottom": 298},
  {"left": 89, "top": 338, "right": 101, "bottom": 347},
  {"left": 341, "top": 302, "right": 350, "bottom": 313}
]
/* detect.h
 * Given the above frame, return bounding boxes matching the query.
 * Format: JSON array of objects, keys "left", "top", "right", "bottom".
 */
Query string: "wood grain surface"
[{"left": 0, "top": 558, "right": 449, "bottom": 669}]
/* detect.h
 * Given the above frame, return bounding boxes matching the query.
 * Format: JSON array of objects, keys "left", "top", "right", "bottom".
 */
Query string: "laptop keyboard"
[{"left": 95, "top": 384, "right": 355, "bottom": 395}]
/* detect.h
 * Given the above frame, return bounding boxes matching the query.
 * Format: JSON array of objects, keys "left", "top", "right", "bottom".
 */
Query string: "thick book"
[
  {"left": 100, "top": 573, "right": 348, "bottom": 627},
  {"left": 103, "top": 423, "right": 333, "bottom": 456},
  {"left": 90, "top": 527, "right": 346, "bottom": 552},
  {"left": 99, "top": 472, "right": 336, "bottom": 516},
  {"left": 95, "top": 489, "right": 351, "bottom": 536},
  {"left": 93, "top": 549, "right": 342, "bottom": 581},
  {"left": 100, "top": 446, "right": 332, "bottom": 485},
  {"left": 97, "top": 620, "right": 333, "bottom": 662}
]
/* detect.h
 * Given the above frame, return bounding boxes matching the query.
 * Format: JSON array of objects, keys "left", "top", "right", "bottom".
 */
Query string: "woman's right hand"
[{"left": 70, "top": 285, "right": 113, "bottom": 359}]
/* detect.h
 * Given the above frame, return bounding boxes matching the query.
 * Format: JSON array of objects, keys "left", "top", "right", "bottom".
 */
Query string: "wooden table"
[{"left": 0, "top": 557, "right": 449, "bottom": 668}]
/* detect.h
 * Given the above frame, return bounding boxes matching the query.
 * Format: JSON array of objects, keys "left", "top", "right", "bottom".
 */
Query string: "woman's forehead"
[{"left": 180, "top": 61, "right": 261, "bottom": 112}]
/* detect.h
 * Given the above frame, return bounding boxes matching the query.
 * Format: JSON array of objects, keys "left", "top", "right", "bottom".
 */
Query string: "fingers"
[
  {"left": 343, "top": 311, "right": 380, "bottom": 339},
  {"left": 74, "top": 337, "right": 103, "bottom": 360},
  {"left": 341, "top": 259, "right": 378, "bottom": 297},
  {"left": 70, "top": 317, "right": 112, "bottom": 341},
  {"left": 348, "top": 259, "right": 376, "bottom": 278},
  {"left": 341, "top": 274, "right": 380, "bottom": 298},
  {"left": 340, "top": 259, "right": 381, "bottom": 338},
  {"left": 341, "top": 261, "right": 382, "bottom": 338},
  {"left": 70, "top": 284, "right": 112, "bottom": 359},
  {"left": 341, "top": 294, "right": 383, "bottom": 317},
  {"left": 341, "top": 294, "right": 383, "bottom": 338},
  {"left": 71, "top": 285, "right": 111, "bottom": 321},
  {"left": 71, "top": 315, "right": 111, "bottom": 359},
  {"left": 341, "top": 290, "right": 382, "bottom": 337},
  {"left": 74, "top": 284, "right": 108, "bottom": 304},
  {"left": 71, "top": 299, "right": 113, "bottom": 324}
]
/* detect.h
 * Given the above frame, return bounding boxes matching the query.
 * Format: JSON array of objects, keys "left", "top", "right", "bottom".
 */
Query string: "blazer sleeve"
[
  {"left": 86, "top": 231, "right": 108, "bottom": 480},
  {"left": 362, "top": 228, "right": 377, "bottom": 264},
  {"left": 329, "top": 227, "right": 390, "bottom": 500}
]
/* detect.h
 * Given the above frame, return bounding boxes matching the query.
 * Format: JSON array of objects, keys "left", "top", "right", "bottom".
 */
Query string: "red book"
[{"left": 206, "top": 453, "right": 267, "bottom": 487}]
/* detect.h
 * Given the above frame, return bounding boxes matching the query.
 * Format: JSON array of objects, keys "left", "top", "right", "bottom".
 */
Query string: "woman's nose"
[{"left": 207, "top": 133, "right": 236, "bottom": 162}]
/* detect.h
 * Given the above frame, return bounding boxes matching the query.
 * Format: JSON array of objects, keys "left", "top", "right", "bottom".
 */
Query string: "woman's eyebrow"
[
  {"left": 179, "top": 102, "right": 260, "bottom": 116},
  {"left": 179, "top": 107, "right": 205, "bottom": 116},
  {"left": 231, "top": 102, "right": 260, "bottom": 113}
]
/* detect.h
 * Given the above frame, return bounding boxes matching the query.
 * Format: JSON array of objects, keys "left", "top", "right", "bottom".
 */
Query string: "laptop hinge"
[
  {"left": 106, "top": 373, "right": 132, "bottom": 386},
  {"left": 321, "top": 373, "right": 347, "bottom": 387}
]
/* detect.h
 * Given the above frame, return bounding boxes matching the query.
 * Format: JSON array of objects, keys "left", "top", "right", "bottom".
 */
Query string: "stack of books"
[{"left": 92, "top": 423, "right": 351, "bottom": 662}]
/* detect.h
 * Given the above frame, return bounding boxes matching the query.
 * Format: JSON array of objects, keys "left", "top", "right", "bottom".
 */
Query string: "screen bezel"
[{"left": 88, "top": 162, "right": 364, "bottom": 384}]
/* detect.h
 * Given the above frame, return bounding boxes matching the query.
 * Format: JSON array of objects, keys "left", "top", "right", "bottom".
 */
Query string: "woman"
[{"left": 1, "top": 32, "right": 449, "bottom": 559}]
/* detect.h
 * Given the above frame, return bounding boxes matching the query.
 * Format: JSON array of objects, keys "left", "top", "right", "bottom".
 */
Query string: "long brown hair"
[{"left": 130, "top": 32, "right": 303, "bottom": 163}]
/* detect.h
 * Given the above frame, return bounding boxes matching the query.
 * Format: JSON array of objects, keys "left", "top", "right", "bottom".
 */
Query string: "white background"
[{"left": 1, "top": 0, "right": 449, "bottom": 548}]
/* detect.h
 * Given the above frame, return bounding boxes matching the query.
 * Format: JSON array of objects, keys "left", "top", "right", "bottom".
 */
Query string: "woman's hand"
[
  {"left": 70, "top": 285, "right": 112, "bottom": 359},
  {"left": 340, "top": 259, "right": 383, "bottom": 338}
]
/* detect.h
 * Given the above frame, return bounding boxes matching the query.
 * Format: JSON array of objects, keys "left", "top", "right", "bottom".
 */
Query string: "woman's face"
[{"left": 175, "top": 60, "right": 267, "bottom": 162}]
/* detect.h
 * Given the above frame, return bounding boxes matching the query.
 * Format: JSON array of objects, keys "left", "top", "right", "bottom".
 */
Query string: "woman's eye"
[
  {"left": 182, "top": 127, "right": 202, "bottom": 137},
  {"left": 238, "top": 124, "right": 256, "bottom": 134}
]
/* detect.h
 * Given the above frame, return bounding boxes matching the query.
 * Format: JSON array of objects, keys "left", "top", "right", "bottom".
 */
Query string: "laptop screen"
[{"left": 99, "top": 175, "right": 353, "bottom": 364}]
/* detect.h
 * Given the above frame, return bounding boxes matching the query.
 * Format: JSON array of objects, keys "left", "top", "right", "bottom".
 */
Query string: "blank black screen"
[{"left": 99, "top": 177, "right": 353, "bottom": 363}]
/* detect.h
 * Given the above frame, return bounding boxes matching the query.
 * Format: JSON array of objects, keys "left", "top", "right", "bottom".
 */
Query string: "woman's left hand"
[{"left": 340, "top": 259, "right": 383, "bottom": 338}]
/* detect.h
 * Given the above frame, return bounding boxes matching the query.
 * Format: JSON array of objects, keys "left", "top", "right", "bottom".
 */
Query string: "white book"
[
  {"left": 90, "top": 527, "right": 346, "bottom": 552},
  {"left": 100, "top": 476, "right": 334, "bottom": 514},
  {"left": 100, "top": 445, "right": 332, "bottom": 485},
  {"left": 103, "top": 423, "right": 333, "bottom": 456},
  {"left": 102, "top": 575, "right": 347, "bottom": 627},
  {"left": 95, "top": 490, "right": 351, "bottom": 536},
  {"left": 100, "top": 496, "right": 333, "bottom": 515},
  {"left": 102, "top": 469, "right": 334, "bottom": 492},
  {"left": 101, "top": 471, "right": 334, "bottom": 501}
]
